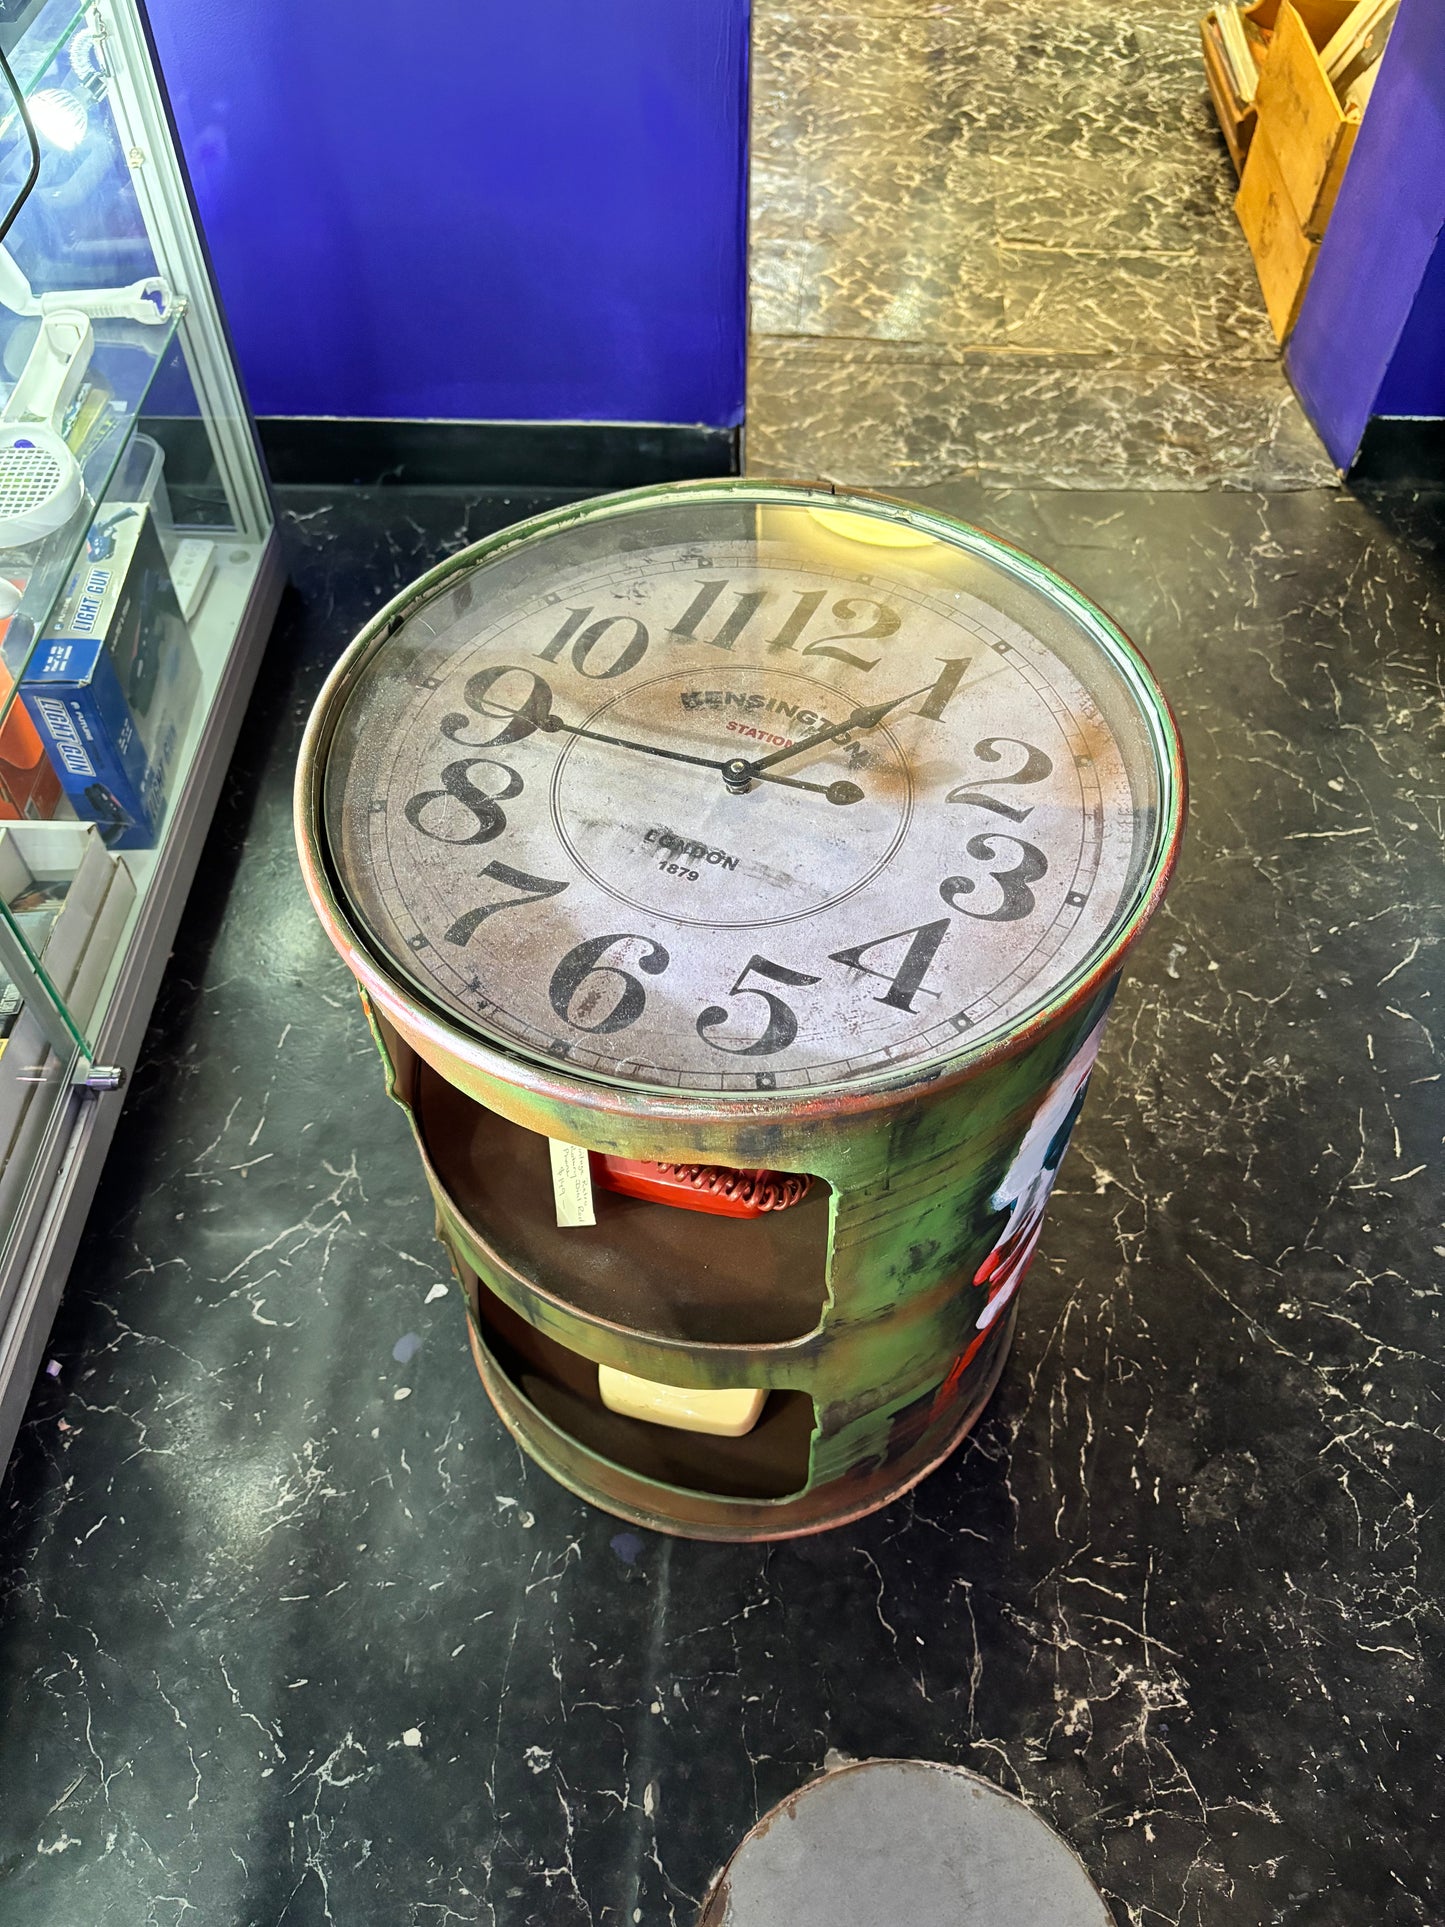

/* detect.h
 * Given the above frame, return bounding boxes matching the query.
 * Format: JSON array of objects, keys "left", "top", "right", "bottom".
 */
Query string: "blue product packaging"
[{"left": 20, "top": 502, "right": 199, "bottom": 849}]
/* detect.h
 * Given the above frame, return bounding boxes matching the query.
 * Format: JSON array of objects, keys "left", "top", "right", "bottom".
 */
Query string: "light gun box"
[{"left": 19, "top": 502, "right": 199, "bottom": 849}]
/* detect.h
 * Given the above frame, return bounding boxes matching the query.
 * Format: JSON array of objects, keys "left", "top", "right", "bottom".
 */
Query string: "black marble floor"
[
  {"left": 748, "top": 0, "right": 1337, "bottom": 488},
  {"left": 1, "top": 479, "right": 1443, "bottom": 1926}
]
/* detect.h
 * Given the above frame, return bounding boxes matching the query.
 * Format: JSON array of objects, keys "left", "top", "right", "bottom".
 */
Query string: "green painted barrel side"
[
  {"left": 360, "top": 980, "right": 1112, "bottom": 1517},
  {"left": 459, "top": 1287, "right": 1020, "bottom": 1542}
]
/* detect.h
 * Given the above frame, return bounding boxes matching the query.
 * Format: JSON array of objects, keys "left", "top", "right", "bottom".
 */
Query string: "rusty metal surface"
[
  {"left": 462, "top": 1266, "right": 1019, "bottom": 1541},
  {"left": 697, "top": 1758, "right": 1113, "bottom": 1923},
  {"left": 363, "top": 994, "right": 1065, "bottom": 1537}
]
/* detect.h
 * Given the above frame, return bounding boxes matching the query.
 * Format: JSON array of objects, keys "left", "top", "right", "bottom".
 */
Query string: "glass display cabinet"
[{"left": 0, "top": 0, "right": 280, "bottom": 1464}]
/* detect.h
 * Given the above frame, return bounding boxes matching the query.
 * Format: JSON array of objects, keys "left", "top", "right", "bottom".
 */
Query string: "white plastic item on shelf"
[
  {"left": 0, "top": 245, "right": 174, "bottom": 326},
  {"left": 2, "top": 313, "right": 93, "bottom": 428},
  {"left": 0, "top": 999, "right": 62, "bottom": 1242},
  {"left": 21, "top": 829, "right": 113, "bottom": 997},
  {"left": 0, "top": 311, "right": 94, "bottom": 549},
  {"left": 0, "top": 1006, "right": 51, "bottom": 1172},
  {"left": 0, "top": 823, "right": 108, "bottom": 907},
  {"left": 0, "top": 824, "right": 133, "bottom": 1231},
  {"left": 169, "top": 538, "right": 215, "bottom": 619},
  {"left": 597, "top": 1364, "right": 768, "bottom": 1438},
  {"left": 0, "top": 823, "right": 130, "bottom": 1010},
  {"left": 0, "top": 826, "right": 129, "bottom": 1032},
  {"left": 0, "top": 1040, "right": 50, "bottom": 1235}
]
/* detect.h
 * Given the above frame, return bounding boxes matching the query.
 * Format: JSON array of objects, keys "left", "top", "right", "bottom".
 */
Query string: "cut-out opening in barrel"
[
  {"left": 463, "top": 1264, "right": 817, "bottom": 1503},
  {"left": 415, "top": 1057, "right": 831, "bottom": 1347}
]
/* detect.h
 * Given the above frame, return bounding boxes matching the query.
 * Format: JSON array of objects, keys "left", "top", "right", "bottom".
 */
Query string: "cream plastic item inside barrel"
[{"left": 598, "top": 1365, "right": 767, "bottom": 1438}]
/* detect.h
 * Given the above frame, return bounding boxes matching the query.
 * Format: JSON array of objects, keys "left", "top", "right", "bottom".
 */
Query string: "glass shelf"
[{"left": 0, "top": 3, "right": 88, "bottom": 95}]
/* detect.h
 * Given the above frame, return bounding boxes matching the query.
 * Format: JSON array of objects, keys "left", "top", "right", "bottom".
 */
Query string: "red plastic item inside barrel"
[{"left": 591, "top": 1156, "right": 812, "bottom": 1217}]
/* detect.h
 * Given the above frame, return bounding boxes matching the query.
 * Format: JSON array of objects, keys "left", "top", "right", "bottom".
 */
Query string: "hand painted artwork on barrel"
[{"left": 295, "top": 480, "right": 1185, "bottom": 1539}]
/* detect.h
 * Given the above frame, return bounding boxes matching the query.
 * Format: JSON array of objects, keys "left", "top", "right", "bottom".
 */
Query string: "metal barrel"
[{"left": 296, "top": 481, "right": 1185, "bottom": 1540}]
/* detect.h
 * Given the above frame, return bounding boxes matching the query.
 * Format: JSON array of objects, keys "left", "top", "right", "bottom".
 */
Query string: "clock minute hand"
[
  {"left": 743, "top": 680, "right": 940, "bottom": 777},
  {"left": 532, "top": 709, "right": 861, "bottom": 803},
  {"left": 540, "top": 712, "right": 730, "bottom": 775}
]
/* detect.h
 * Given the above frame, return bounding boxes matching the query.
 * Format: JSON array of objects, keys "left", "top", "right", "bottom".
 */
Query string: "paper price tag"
[{"left": 548, "top": 1138, "right": 596, "bottom": 1227}]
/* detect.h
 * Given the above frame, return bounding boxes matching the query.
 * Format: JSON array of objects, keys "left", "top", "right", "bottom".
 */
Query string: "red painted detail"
[{"left": 931, "top": 1240, "right": 1046, "bottom": 1421}]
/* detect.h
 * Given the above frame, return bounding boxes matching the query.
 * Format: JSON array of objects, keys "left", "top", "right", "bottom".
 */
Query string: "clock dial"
[{"left": 321, "top": 490, "right": 1175, "bottom": 1094}]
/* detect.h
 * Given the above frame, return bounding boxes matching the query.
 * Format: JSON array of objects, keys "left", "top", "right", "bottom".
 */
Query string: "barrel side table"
[{"left": 296, "top": 481, "right": 1184, "bottom": 1540}]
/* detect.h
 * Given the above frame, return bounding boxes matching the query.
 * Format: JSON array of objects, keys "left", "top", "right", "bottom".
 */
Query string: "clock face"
[{"left": 321, "top": 490, "right": 1174, "bottom": 1094}]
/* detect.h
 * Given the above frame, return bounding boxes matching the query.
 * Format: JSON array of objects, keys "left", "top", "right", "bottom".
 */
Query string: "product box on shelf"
[
  {"left": 18, "top": 503, "right": 199, "bottom": 849},
  {"left": 0, "top": 657, "right": 62, "bottom": 823}
]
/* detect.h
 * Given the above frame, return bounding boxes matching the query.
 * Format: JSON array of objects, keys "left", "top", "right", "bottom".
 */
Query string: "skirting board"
[
  {"left": 1349, "top": 416, "right": 1445, "bottom": 486},
  {"left": 254, "top": 418, "right": 742, "bottom": 489}
]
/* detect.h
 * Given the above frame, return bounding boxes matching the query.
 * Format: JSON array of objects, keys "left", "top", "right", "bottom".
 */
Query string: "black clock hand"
[
  {"left": 732, "top": 679, "right": 941, "bottom": 782},
  {"left": 724, "top": 682, "right": 951, "bottom": 793},
  {"left": 752, "top": 771, "right": 864, "bottom": 805},
  {"left": 532, "top": 711, "right": 862, "bottom": 801},
  {"left": 538, "top": 711, "right": 731, "bottom": 775}
]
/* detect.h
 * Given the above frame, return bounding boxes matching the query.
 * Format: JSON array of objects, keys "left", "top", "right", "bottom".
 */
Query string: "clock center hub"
[{"left": 549, "top": 668, "right": 912, "bottom": 929}]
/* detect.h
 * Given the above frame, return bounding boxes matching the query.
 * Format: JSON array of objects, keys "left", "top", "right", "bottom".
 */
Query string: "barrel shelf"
[
  {"left": 455, "top": 1256, "right": 816, "bottom": 1504},
  {"left": 361, "top": 993, "right": 1084, "bottom": 1536},
  {"left": 408, "top": 1044, "right": 834, "bottom": 1355}
]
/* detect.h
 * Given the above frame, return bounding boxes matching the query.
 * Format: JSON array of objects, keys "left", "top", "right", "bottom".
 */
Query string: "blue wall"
[
  {"left": 1375, "top": 227, "right": 1445, "bottom": 418},
  {"left": 1287, "top": 0, "right": 1445, "bottom": 465},
  {"left": 143, "top": 0, "right": 749, "bottom": 428}
]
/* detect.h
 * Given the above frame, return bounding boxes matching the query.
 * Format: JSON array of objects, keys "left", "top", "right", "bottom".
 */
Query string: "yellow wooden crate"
[
  {"left": 1201, "top": 14, "right": 1257, "bottom": 174},
  {"left": 1245, "top": 0, "right": 1355, "bottom": 42},
  {"left": 1253, "top": 0, "right": 1362, "bottom": 237},
  {"left": 1235, "top": 117, "right": 1320, "bottom": 339},
  {"left": 1201, "top": 0, "right": 1355, "bottom": 177}
]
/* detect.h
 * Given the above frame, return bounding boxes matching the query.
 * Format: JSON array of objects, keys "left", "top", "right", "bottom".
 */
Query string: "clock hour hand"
[
  {"left": 751, "top": 771, "right": 864, "bottom": 805},
  {"left": 728, "top": 679, "right": 941, "bottom": 786}
]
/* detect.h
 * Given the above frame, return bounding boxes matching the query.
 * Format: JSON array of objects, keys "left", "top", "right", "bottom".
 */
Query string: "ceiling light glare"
[{"left": 30, "top": 89, "right": 89, "bottom": 153}]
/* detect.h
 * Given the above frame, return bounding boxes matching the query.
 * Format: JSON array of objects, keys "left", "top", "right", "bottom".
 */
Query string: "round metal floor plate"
[{"left": 698, "top": 1759, "right": 1111, "bottom": 1926}]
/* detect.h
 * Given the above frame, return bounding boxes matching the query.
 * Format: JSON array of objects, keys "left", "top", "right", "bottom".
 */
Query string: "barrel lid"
[{"left": 310, "top": 482, "right": 1183, "bottom": 1097}]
